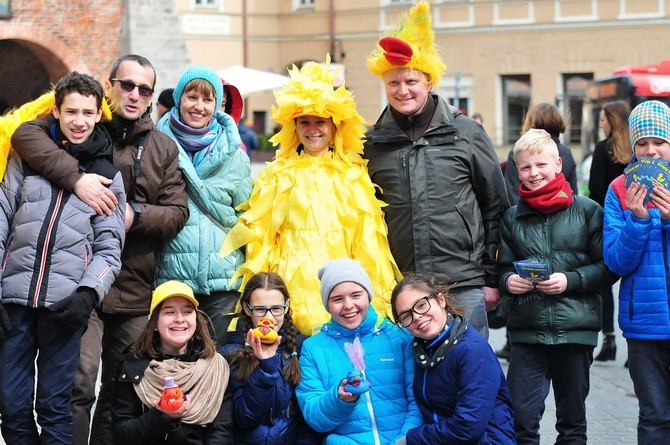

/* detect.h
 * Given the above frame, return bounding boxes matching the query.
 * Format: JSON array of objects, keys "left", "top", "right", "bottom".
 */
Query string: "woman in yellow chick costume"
[{"left": 220, "top": 58, "right": 401, "bottom": 336}]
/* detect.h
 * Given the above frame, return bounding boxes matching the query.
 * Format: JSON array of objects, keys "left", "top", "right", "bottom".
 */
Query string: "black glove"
[
  {"left": 48, "top": 288, "right": 98, "bottom": 332},
  {"left": 0, "top": 302, "right": 11, "bottom": 341}
]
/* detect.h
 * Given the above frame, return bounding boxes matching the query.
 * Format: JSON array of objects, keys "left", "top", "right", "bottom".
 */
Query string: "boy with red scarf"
[{"left": 497, "top": 128, "right": 616, "bottom": 445}]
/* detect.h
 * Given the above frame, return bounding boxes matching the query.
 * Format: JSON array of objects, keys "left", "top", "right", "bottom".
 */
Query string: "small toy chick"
[
  {"left": 344, "top": 369, "right": 370, "bottom": 395},
  {"left": 253, "top": 317, "right": 279, "bottom": 345}
]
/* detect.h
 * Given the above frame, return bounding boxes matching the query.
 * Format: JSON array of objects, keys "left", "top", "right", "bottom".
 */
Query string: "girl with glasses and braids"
[
  {"left": 219, "top": 272, "right": 321, "bottom": 445},
  {"left": 391, "top": 274, "right": 516, "bottom": 445}
]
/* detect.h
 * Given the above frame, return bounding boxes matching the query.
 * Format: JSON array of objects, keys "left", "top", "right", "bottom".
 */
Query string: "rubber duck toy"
[
  {"left": 253, "top": 317, "right": 279, "bottom": 345},
  {"left": 344, "top": 369, "right": 370, "bottom": 395},
  {"left": 160, "top": 376, "right": 184, "bottom": 411}
]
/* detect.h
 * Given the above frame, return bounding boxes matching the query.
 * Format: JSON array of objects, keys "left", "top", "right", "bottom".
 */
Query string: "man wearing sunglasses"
[{"left": 11, "top": 54, "right": 189, "bottom": 445}]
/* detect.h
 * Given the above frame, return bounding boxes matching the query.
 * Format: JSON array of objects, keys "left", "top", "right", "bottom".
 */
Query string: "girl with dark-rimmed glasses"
[{"left": 391, "top": 274, "right": 516, "bottom": 445}]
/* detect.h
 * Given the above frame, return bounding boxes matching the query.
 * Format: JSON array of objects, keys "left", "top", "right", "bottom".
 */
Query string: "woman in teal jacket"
[
  {"left": 155, "top": 66, "right": 252, "bottom": 346},
  {"left": 296, "top": 258, "right": 422, "bottom": 445}
]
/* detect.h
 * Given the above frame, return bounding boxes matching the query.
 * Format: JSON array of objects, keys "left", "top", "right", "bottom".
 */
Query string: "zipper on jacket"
[
  {"left": 543, "top": 215, "right": 556, "bottom": 342},
  {"left": 356, "top": 333, "right": 381, "bottom": 445},
  {"left": 628, "top": 276, "right": 635, "bottom": 319},
  {"left": 664, "top": 230, "right": 670, "bottom": 323},
  {"left": 32, "top": 189, "right": 65, "bottom": 307}
]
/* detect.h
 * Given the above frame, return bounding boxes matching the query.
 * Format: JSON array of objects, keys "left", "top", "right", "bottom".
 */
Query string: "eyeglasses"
[
  {"left": 245, "top": 302, "right": 286, "bottom": 318},
  {"left": 110, "top": 78, "right": 154, "bottom": 98},
  {"left": 396, "top": 296, "right": 434, "bottom": 327}
]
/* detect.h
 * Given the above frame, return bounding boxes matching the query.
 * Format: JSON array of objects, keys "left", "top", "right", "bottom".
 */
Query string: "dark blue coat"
[
  {"left": 219, "top": 330, "right": 321, "bottom": 445},
  {"left": 407, "top": 324, "right": 516, "bottom": 445}
]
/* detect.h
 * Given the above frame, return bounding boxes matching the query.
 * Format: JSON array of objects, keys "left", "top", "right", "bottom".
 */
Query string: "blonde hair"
[{"left": 513, "top": 129, "right": 559, "bottom": 163}]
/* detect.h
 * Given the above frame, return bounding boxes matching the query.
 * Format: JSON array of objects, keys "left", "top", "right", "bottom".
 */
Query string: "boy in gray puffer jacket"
[{"left": 0, "top": 72, "right": 125, "bottom": 444}]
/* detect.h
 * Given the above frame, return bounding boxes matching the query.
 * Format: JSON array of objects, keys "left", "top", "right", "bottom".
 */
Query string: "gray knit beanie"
[
  {"left": 318, "top": 258, "right": 373, "bottom": 311},
  {"left": 629, "top": 100, "right": 670, "bottom": 148}
]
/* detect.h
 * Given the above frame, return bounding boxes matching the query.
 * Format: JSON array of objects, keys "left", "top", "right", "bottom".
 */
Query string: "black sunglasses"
[{"left": 110, "top": 78, "right": 154, "bottom": 98}]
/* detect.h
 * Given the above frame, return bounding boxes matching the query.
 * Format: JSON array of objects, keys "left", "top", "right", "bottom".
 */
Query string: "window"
[
  {"left": 501, "top": 75, "right": 531, "bottom": 144},
  {"left": 293, "top": 0, "right": 315, "bottom": 10},
  {"left": 194, "top": 0, "right": 219, "bottom": 7}
]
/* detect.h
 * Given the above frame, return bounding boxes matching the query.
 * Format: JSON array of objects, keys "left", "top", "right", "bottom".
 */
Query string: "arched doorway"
[{"left": 0, "top": 39, "right": 70, "bottom": 113}]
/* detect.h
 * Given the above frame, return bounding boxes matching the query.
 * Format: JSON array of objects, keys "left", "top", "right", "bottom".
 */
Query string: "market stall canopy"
[{"left": 217, "top": 65, "right": 289, "bottom": 97}]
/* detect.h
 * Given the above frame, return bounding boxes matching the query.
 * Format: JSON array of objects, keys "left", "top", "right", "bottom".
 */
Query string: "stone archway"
[{"left": 0, "top": 22, "right": 88, "bottom": 111}]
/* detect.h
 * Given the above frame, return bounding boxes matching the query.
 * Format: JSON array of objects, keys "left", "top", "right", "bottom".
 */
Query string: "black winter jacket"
[
  {"left": 112, "top": 349, "right": 233, "bottom": 445},
  {"left": 364, "top": 94, "right": 509, "bottom": 288},
  {"left": 497, "top": 196, "right": 617, "bottom": 346}
]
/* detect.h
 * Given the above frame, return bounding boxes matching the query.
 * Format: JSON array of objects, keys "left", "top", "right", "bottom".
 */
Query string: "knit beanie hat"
[
  {"left": 173, "top": 65, "right": 224, "bottom": 113},
  {"left": 367, "top": 1, "right": 446, "bottom": 86},
  {"left": 629, "top": 100, "right": 670, "bottom": 148},
  {"left": 157, "top": 88, "right": 175, "bottom": 109},
  {"left": 318, "top": 258, "right": 373, "bottom": 311}
]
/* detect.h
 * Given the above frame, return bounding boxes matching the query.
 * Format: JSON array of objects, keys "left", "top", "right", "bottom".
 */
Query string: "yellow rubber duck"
[{"left": 253, "top": 317, "right": 279, "bottom": 345}]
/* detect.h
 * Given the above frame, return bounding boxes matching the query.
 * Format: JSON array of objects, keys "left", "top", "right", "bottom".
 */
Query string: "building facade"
[
  {"left": 2, "top": 0, "right": 669, "bottom": 158},
  {"left": 179, "top": 0, "right": 670, "bottom": 158}
]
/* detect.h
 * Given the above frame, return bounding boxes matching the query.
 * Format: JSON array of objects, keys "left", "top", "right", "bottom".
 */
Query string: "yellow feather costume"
[
  {"left": 220, "top": 58, "right": 402, "bottom": 335},
  {"left": 0, "top": 91, "right": 113, "bottom": 179}
]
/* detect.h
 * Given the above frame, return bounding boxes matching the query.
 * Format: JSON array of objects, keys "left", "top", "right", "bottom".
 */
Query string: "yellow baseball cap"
[{"left": 150, "top": 281, "right": 199, "bottom": 317}]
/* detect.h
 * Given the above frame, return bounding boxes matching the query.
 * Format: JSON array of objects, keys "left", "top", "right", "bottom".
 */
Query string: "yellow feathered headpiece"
[
  {"left": 0, "top": 90, "right": 113, "bottom": 179},
  {"left": 270, "top": 56, "right": 367, "bottom": 164},
  {"left": 367, "top": 1, "right": 446, "bottom": 86}
]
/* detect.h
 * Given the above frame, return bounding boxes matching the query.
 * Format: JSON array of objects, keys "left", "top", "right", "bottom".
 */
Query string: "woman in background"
[{"left": 588, "top": 101, "right": 630, "bottom": 362}]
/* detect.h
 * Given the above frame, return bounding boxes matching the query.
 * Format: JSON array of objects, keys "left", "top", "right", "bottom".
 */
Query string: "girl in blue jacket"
[
  {"left": 391, "top": 274, "right": 516, "bottom": 445},
  {"left": 296, "top": 258, "right": 422, "bottom": 445},
  {"left": 219, "top": 272, "right": 321, "bottom": 445}
]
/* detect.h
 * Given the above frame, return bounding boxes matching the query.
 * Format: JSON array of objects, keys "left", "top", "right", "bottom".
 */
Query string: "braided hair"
[{"left": 226, "top": 272, "right": 302, "bottom": 385}]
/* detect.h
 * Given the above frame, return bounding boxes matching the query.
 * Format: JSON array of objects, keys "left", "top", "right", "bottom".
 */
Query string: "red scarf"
[{"left": 518, "top": 173, "right": 573, "bottom": 213}]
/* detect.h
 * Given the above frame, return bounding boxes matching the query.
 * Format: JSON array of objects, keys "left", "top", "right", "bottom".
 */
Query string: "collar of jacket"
[
  {"left": 105, "top": 113, "right": 154, "bottom": 145},
  {"left": 371, "top": 94, "right": 458, "bottom": 144},
  {"left": 413, "top": 313, "right": 468, "bottom": 369}
]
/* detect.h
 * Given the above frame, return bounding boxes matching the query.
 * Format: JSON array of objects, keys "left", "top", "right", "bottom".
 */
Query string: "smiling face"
[
  {"left": 296, "top": 115, "right": 335, "bottom": 157},
  {"left": 394, "top": 287, "right": 447, "bottom": 341},
  {"left": 179, "top": 84, "right": 216, "bottom": 129},
  {"left": 383, "top": 68, "right": 431, "bottom": 116},
  {"left": 106, "top": 60, "right": 155, "bottom": 120},
  {"left": 157, "top": 296, "right": 197, "bottom": 355},
  {"left": 327, "top": 282, "right": 370, "bottom": 329},
  {"left": 52, "top": 92, "right": 102, "bottom": 144},
  {"left": 244, "top": 288, "right": 287, "bottom": 332},
  {"left": 516, "top": 147, "right": 562, "bottom": 191}
]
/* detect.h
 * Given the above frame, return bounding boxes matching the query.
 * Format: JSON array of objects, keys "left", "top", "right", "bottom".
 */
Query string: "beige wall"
[{"left": 176, "top": 0, "right": 670, "bottom": 157}]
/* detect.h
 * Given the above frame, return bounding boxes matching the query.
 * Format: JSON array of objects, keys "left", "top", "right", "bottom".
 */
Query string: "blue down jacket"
[
  {"left": 219, "top": 329, "right": 321, "bottom": 445},
  {"left": 406, "top": 319, "right": 516, "bottom": 445},
  {"left": 603, "top": 175, "right": 670, "bottom": 340},
  {"left": 296, "top": 307, "right": 423, "bottom": 445}
]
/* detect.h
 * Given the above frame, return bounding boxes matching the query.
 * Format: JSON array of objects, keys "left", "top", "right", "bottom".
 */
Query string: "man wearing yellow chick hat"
[{"left": 364, "top": 1, "right": 509, "bottom": 339}]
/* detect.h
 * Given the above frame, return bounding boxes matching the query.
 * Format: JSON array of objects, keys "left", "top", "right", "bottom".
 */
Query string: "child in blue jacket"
[
  {"left": 391, "top": 274, "right": 515, "bottom": 445},
  {"left": 603, "top": 100, "right": 670, "bottom": 444},
  {"left": 220, "top": 272, "right": 321, "bottom": 445},
  {"left": 296, "top": 258, "right": 422, "bottom": 445}
]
